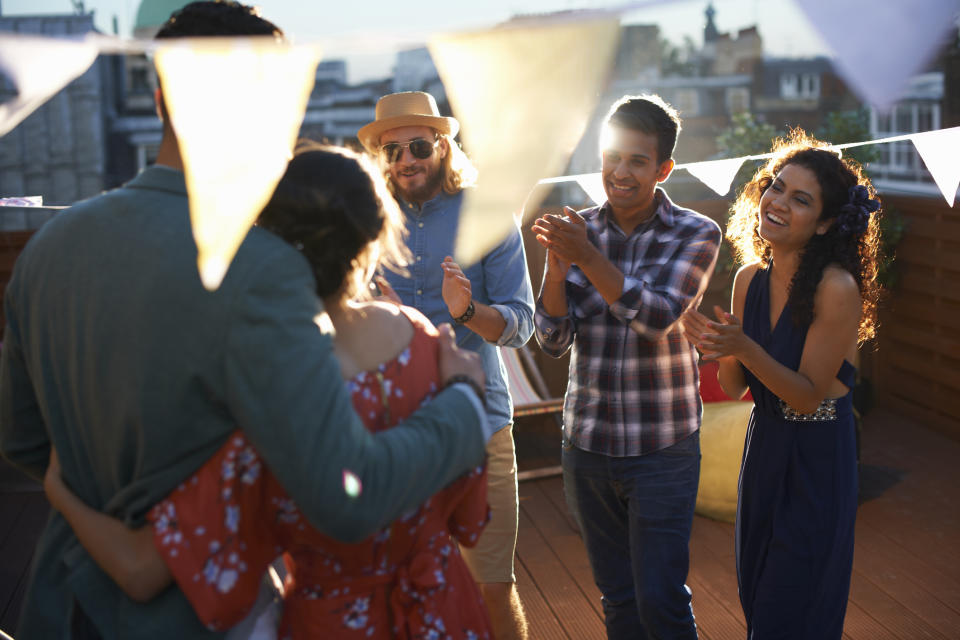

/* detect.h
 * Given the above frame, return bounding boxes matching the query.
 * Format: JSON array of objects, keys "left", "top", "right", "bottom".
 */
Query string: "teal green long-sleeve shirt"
[{"left": 0, "top": 167, "right": 486, "bottom": 638}]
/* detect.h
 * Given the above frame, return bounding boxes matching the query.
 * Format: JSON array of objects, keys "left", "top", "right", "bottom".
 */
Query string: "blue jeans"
[{"left": 562, "top": 431, "right": 701, "bottom": 640}]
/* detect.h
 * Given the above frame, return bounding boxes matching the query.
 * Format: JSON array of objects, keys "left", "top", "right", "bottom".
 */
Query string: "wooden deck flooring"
[
  {"left": 0, "top": 461, "right": 47, "bottom": 634},
  {"left": 514, "top": 408, "right": 960, "bottom": 640},
  {"left": 2, "top": 407, "right": 958, "bottom": 638}
]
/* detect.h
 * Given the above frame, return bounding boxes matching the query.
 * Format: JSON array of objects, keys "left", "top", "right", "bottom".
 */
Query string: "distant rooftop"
[{"left": 134, "top": 0, "right": 191, "bottom": 35}]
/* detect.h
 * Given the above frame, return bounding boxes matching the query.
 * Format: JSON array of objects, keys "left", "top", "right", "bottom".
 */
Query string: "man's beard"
[{"left": 396, "top": 164, "right": 444, "bottom": 204}]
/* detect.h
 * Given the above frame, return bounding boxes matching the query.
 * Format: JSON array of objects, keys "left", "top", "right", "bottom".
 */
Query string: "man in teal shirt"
[{"left": 0, "top": 3, "right": 489, "bottom": 638}]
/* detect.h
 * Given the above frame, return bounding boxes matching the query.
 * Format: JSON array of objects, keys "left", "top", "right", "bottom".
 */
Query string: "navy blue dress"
[{"left": 736, "top": 266, "right": 858, "bottom": 639}]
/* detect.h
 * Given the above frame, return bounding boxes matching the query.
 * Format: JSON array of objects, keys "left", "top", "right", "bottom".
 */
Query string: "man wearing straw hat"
[
  {"left": 359, "top": 91, "right": 534, "bottom": 640},
  {"left": 0, "top": 5, "right": 492, "bottom": 638}
]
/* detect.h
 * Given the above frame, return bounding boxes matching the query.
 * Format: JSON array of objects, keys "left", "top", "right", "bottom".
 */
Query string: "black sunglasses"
[{"left": 379, "top": 137, "right": 439, "bottom": 164}]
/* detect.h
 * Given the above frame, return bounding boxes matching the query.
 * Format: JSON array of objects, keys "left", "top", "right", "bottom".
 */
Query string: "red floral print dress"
[{"left": 148, "top": 306, "right": 491, "bottom": 639}]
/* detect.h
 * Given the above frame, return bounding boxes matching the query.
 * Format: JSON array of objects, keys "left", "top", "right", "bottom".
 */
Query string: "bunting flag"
[
  {"left": 575, "top": 174, "right": 608, "bottom": 208},
  {"left": 910, "top": 127, "right": 960, "bottom": 207},
  {"left": 0, "top": 33, "right": 100, "bottom": 137},
  {"left": 794, "top": 0, "right": 959, "bottom": 111},
  {"left": 154, "top": 37, "right": 322, "bottom": 290},
  {"left": 540, "top": 127, "right": 960, "bottom": 208},
  {"left": 683, "top": 157, "right": 746, "bottom": 197},
  {"left": 429, "top": 15, "right": 621, "bottom": 266},
  {"left": 1, "top": 5, "right": 959, "bottom": 289}
]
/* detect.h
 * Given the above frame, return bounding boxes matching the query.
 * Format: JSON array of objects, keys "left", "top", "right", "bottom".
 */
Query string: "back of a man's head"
[
  {"left": 155, "top": 0, "right": 283, "bottom": 39},
  {"left": 152, "top": 2, "right": 284, "bottom": 133}
]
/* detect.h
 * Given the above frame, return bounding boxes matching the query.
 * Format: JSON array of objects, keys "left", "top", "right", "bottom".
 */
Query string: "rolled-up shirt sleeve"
[
  {"left": 482, "top": 222, "right": 535, "bottom": 348},
  {"left": 609, "top": 221, "right": 721, "bottom": 340},
  {"left": 490, "top": 303, "right": 519, "bottom": 346}
]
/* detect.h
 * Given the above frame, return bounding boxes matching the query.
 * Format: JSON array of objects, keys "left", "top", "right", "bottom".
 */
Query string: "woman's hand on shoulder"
[{"left": 43, "top": 447, "right": 67, "bottom": 510}]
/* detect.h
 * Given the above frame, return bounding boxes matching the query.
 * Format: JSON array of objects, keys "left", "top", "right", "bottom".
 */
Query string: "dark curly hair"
[
  {"left": 726, "top": 130, "right": 883, "bottom": 343},
  {"left": 258, "top": 142, "right": 409, "bottom": 299}
]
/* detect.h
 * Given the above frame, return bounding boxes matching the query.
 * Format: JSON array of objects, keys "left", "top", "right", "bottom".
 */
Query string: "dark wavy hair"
[
  {"left": 726, "top": 130, "right": 883, "bottom": 343},
  {"left": 258, "top": 142, "right": 409, "bottom": 299}
]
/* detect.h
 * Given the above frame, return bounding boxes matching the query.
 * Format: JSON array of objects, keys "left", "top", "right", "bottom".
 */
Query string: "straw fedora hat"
[{"left": 358, "top": 91, "right": 459, "bottom": 154}]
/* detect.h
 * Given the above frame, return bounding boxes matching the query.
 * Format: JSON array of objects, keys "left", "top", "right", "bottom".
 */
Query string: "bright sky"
[{"left": 1, "top": 0, "right": 831, "bottom": 82}]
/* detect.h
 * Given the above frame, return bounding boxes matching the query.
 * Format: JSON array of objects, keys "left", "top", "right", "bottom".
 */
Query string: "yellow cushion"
[{"left": 696, "top": 401, "right": 753, "bottom": 523}]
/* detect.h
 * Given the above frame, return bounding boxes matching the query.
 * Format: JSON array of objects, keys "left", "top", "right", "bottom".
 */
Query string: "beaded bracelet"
[{"left": 453, "top": 300, "right": 476, "bottom": 325}]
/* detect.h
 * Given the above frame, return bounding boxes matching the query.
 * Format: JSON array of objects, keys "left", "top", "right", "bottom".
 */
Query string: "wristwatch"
[{"left": 453, "top": 300, "right": 476, "bottom": 325}]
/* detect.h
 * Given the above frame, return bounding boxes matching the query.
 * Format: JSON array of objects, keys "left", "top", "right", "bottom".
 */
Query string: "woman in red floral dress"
[{"left": 44, "top": 144, "right": 492, "bottom": 640}]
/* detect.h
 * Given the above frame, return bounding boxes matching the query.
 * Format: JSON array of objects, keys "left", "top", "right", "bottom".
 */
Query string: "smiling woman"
[
  {"left": 756, "top": 163, "right": 826, "bottom": 247},
  {"left": 681, "top": 129, "right": 884, "bottom": 640},
  {"left": 726, "top": 130, "right": 882, "bottom": 341}
]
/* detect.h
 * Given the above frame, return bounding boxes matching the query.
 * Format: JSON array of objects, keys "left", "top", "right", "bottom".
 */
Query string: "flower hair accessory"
[{"left": 837, "top": 184, "right": 880, "bottom": 236}]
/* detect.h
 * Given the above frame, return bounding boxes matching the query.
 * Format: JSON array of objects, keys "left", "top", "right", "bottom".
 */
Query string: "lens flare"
[{"left": 342, "top": 469, "right": 362, "bottom": 498}]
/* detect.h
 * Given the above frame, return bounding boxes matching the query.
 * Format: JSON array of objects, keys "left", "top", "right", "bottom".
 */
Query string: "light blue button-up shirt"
[{"left": 384, "top": 189, "right": 535, "bottom": 434}]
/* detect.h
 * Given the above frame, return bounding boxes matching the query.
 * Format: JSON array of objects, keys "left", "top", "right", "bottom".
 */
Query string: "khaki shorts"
[{"left": 459, "top": 423, "right": 519, "bottom": 584}]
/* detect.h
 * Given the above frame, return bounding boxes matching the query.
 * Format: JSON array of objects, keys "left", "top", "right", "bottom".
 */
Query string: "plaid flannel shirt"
[{"left": 535, "top": 189, "right": 721, "bottom": 457}]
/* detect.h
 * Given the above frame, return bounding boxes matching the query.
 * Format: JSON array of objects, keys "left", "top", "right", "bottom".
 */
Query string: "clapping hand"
[
  {"left": 440, "top": 256, "right": 472, "bottom": 319},
  {"left": 532, "top": 207, "right": 595, "bottom": 267},
  {"left": 698, "top": 305, "right": 751, "bottom": 360},
  {"left": 680, "top": 306, "right": 718, "bottom": 358}
]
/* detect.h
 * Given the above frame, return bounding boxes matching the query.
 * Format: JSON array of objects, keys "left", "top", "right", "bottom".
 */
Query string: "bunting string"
[
  {"left": 0, "top": 0, "right": 957, "bottom": 287},
  {"left": 538, "top": 127, "right": 960, "bottom": 207}
]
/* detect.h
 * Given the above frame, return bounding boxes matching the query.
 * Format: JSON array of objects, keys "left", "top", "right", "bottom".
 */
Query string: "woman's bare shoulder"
[
  {"left": 731, "top": 262, "right": 762, "bottom": 303},
  {"left": 349, "top": 301, "right": 415, "bottom": 335},
  {"left": 816, "top": 265, "right": 859, "bottom": 301},
  {"left": 812, "top": 265, "right": 861, "bottom": 323},
  {"left": 359, "top": 299, "right": 405, "bottom": 319},
  {"left": 362, "top": 302, "right": 437, "bottom": 334},
  {"left": 334, "top": 301, "right": 417, "bottom": 377},
  {"left": 734, "top": 261, "right": 762, "bottom": 285}
]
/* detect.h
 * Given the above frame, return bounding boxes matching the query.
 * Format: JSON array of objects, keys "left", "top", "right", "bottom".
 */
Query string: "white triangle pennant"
[
  {"left": 794, "top": 0, "right": 958, "bottom": 111},
  {"left": 575, "top": 173, "right": 607, "bottom": 207},
  {"left": 430, "top": 16, "right": 621, "bottom": 266},
  {"left": 910, "top": 127, "right": 960, "bottom": 207},
  {"left": 154, "top": 37, "right": 322, "bottom": 290},
  {"left": 0, "top": 33, "right": 100, "bottom": 137},
  {"left": 682, "top": 157, "right": 745, "bottom": 197}
]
